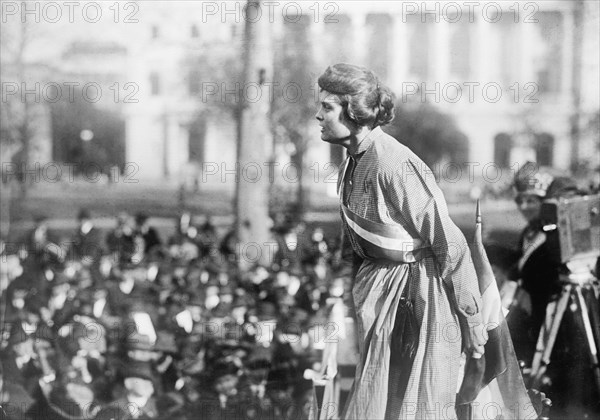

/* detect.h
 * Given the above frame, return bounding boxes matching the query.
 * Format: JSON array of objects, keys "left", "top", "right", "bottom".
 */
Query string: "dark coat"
[
  {"left": 71, "top": 226, "right": 104, "bottom": 262},
  {"left": 509, "top": 223, "right": 562, "bottom": 339}
]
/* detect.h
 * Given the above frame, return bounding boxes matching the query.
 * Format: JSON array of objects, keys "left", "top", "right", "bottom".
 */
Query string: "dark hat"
[
  {"left": 77, "top": 208, "right": 92, "bottom": 220},
  {"left": 513, "top": 162, "right": 554, "bottom": 198},
  {"left": 288, "top": 265, "right": 304, "bottom": 277},
  {"left": 186, "top": 292, "right": 205, "bottom": 307},
  {"left": 546, "top": 176, "right": 582, "bottom": 199},
  {"left": 8, "top": 323, "right": 29, "bottom": 346},
  {"left": 122, "top": 361, "right": 156, "bottom": 382},
  {"left": 266, "top": 368, "right": 294, "bottom": 391},
  {"left": 57, "top": 321, "right": 88, "bottom": 358},
  {"left": 135, "top": 212, "right": 149, "bottom": 225},
  {"left": 23, "top": 293, "right": 44, "bottom": 315},
  {"left": 289, "top": 307, "right": 309, "bottom": 325},
  {"left": 154, "top": 331, "right": 178, "bottom": 353},
  {"left": 246, "top": 358, "right": 271, "bottom": 372},
  {"left": 125, "top": 332, "right": 155, "bottom": 352},
  {"left": 220, "top": 285, "right": 233, "bottom": 295},
  {"left": 33, "top": 214, "right": 48, "bottom": 224},
  {"left": 211, "top": 361, "right": 239, "bottom": 381},
  {"left": 232, "top": 295, "right": 254, "bottom": 309},
  {"left": 52, "top": 271, "right": 71, "bottom": 286},
  {"left": 257, "top": 301, "right": 278, "bottom": 320}
]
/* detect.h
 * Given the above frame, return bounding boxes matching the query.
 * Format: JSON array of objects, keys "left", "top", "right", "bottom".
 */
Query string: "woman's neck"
[{"left": 346, "top": 126, "right": 373, "bottom": 155}]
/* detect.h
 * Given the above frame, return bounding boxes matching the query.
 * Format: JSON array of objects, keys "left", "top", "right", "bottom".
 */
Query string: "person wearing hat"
[
  {"left": 195, "top": 215, "right": 218, "bottom": 259},
  {"left": 119, "top": 330, "right": 179, "bottom": 395},
  {"left": 271, "top": 219, "right": 312, "bottom": 274},
  {"left": 0, "top": 322, "right": 45, "bottom": 397},
  {"left": 39, "top": 273, "right": 80, "bottom": 331},
  {"left": 106, "top": 212, "right": 137, "bottom": 265},
  {"left": 70, "top": 208, "right": 104, "bottom": 265},
  {"left": 95, "top": 361, "right": 182, "bottom": 420},
  {"left": 244, "top": 359, "right": 270, "bottom": 400},
  {"left": 188, "top": 360, "right": 248, "bottom": 420},
  {"left": 26, "top": 215, "right": 64, "bottom": 270},
  {"left": 29, "top": 374, "right": 101, "bottom": 420},
  {"left": 507, "top": 163, "right": 569, "bottom": 362},
  {"left": 265, "top": 367, "right": 296, "bottom": 419},
  {"left": 512, "top": 170, "right": 600, "bottom": 418},
  {"left": 134, "top": 212, "right": 162, "bottom": 258},
  {"left": 0, "top": 362, "right": 37, "bottom": 420}
]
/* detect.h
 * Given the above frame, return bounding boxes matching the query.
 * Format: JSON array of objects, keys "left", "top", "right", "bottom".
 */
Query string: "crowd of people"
[
  {"left": 2, "top": 162, "right": 599, "bottom": 420},
  {"left": 1, "top": 209, "right": 352, "bottom": 420}
]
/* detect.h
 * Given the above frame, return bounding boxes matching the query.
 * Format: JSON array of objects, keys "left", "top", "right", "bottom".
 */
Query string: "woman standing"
[
  {"left": 509, "top": 165, "right": 560, "bottom": 362},
  {"left": 315, "top": 63, "right": 487, "bottom": 419}
]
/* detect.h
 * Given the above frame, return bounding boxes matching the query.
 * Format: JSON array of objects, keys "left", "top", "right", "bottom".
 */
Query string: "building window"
[
  {"left": 150, "top": 72, "right": 161, "bottom": 96},
  {"left": 366, "top": 14, "right": 392, "bottom": 79},
  {"left": 190, "top": 24, "right": 199, "bottom": 38},
  {"left": 535, "top": 133, "right": 554, "bottom": 166},
  {"left": 188, "top": 118, "right": 206, "bottom": 163},
  {"left": 408, "top": 16, "right": 430, "bottom": 79},
  {"left": 494, "top": 133, "right": 512, "bottom": 168},
  {"left": 449, "top": 23, "right": 470, "bottom": 79},
  {"left": 151, "top": 25, "right": 160, "bottom": 39},
  {"left": 498, "top": 20, "right": 518, "bottom": 88},
  {"left": 536, "top": 12, "right": 563, "bottom": 94},
  {"left": 323, "top": 14, "right": 353, "bottom": 66}
]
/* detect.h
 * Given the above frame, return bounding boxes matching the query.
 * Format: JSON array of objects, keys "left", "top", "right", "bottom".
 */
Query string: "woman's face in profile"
[
  {"left": 315, "top": 90, "right": 354, "bottom": 145},
  {"left": 515, "top": 193, "right": 543, "bottom": 223}
]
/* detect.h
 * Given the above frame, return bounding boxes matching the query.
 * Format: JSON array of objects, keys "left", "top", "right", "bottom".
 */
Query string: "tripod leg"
[
  {"left": 574, "top": 287, "right": 600, "bottom": 393},
  {"left": 530, "top": 285, "right": 571, "bottom": 388}
]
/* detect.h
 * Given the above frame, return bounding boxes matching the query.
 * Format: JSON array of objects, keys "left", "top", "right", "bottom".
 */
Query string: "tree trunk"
[
  {"left": 570, "top": 0, "right": 584, "bottom": 174},
  {"left": 17, "top": 21, "right": 30, "bottom": 197},
  {"left": 236, "top": 0, "right": 274, "bottom": 269}
]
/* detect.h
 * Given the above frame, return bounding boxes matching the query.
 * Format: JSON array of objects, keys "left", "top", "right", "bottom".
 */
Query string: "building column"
[
  {"left": 309, "top": 17, "right": 325, "bottom": 71},
  {"left": 350, "top": 13, "right": 367, "bottom": 66},
  {"left": 391, "top": 12, "right": 409, "bottom": 93},
  {"left": 471, "top": 17, "right": 494, "bottom": 163},
  {"left": 431, "top": 20, "right": 450, "bottom": 84},
  {"left": 561, "top": 8, "right": 574, "bottom": 102},
  {"left": 519, "top": 19, "right": 536, "bottom": 83},
  {"left": 474, "top": 17, "right": 493, "bottom": 83}
]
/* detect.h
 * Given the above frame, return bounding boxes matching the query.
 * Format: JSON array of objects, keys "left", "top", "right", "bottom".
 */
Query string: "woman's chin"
[{"left": 321, "top": 134, "right": 338, "bottom": 144}]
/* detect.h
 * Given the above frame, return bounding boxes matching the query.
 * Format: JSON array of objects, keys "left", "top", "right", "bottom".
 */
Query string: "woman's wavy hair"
[{"left": 317, "top": 63, "right": 395, "bottom": 128}]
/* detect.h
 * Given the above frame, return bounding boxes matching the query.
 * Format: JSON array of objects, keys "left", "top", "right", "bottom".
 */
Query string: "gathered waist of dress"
[
  {"left": 341, "top": 205, "right": 434, "bottom": 264},
  {"left": 362, "top": 245, "right": 434, "bottom": 265}
]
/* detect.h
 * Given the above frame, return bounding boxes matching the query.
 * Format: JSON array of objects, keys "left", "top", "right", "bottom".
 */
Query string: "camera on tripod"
[
  {"left": 530, "top": 193, "right": 600, "bottom": 394},
  {"left": 540, "top": 193, "right": 600, "bottom": 279}
]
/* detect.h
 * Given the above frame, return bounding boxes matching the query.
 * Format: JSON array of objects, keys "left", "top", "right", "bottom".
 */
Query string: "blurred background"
[
  {"left": 1, "top": 1, "right": 598, "bottom": 237},
  {"left": 1, "top": 1, "right": 599, "bottom": 419}
]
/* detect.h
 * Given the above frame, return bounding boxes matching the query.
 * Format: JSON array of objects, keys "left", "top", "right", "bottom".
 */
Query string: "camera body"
[{"left": 540, "top": 193, "right": 600, "bottom": 264}]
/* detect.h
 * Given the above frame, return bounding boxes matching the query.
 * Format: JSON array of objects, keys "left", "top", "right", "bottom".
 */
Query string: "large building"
[{"left": 2, "top": 1, "right": 598, "bottom": 193}]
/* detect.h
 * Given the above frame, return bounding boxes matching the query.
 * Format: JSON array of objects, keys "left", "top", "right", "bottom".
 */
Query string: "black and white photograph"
[{"left": 1, "top": 1, "right": 599, "bottom": 419}]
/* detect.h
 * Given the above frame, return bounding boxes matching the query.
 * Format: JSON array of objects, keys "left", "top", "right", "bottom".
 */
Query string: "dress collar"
[{"left": 348, "top": 126, "right": 383, "bottom": 158}]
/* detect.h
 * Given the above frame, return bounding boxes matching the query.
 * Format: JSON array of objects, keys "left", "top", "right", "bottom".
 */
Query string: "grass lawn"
[{"left": 1, "top": 181, "right": 525, "bottom": 251}]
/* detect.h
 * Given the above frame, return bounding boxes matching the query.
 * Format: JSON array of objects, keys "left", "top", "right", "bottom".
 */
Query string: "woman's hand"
[{"left": 460, "top": 316, "right": 488, "bottom": 358}]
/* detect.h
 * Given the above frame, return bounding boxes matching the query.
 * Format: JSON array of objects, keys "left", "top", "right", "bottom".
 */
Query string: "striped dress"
[{"left": 338, "top": 127, "right": 483, "bottom": 420}]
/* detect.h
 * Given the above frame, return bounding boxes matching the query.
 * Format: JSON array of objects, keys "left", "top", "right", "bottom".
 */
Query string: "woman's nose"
[{"left": 315, "top": 109, "right": 323, "bottom": 120}]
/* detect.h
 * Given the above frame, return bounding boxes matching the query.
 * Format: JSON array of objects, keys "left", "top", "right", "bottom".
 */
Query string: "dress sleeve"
[{"left": 385, "top": 157, "right": 483, "bottom": 322}]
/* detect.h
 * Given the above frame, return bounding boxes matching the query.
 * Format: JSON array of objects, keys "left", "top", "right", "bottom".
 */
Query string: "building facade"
[{"left": 3, "top": 1, "right": 598, "bottom": 192}]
